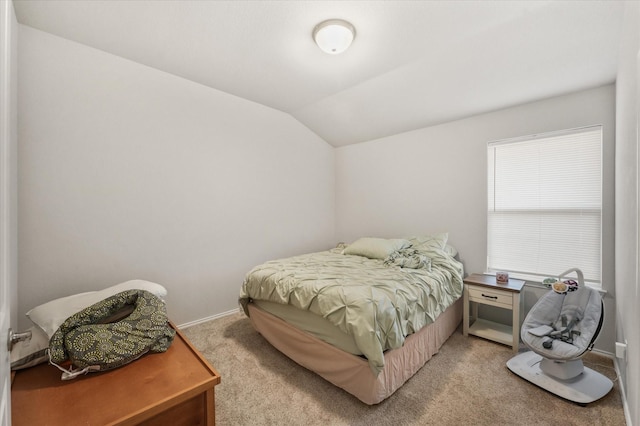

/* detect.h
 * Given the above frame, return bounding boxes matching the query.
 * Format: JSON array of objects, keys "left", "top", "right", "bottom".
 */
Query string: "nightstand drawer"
[{"left": 468, "top": 286, "right": 513, "bottom": 308}]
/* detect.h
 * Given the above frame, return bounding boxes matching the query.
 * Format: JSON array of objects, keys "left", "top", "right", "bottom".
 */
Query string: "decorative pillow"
[
  {"left": 444, "top": 244, "right": 458, "bottom": 257},
  {"left": 343, "top": 237, "right": 411, "bottom": 260},
  {"left": 26, "top": 280, "right": 168, "bottom": 338},
  {"left": 407, "top": 233, "right": 449, "bottom": 251},
  {"left": 10, "top": 326, "right": 50, "bottom": 370}
]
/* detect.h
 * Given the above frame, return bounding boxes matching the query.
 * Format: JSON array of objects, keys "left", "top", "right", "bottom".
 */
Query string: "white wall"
[
  {"left": 336, "top": 84, "right": 616, "bottom": 351},
  {"left": 615, "top": 1, "right": 640, "bottom": 424},
  {"left": 17, "top": 26, "right": 335, "bottom": 329}
]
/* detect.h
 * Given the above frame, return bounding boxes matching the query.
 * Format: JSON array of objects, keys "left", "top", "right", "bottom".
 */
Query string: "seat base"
[
  {"left": 507, "top": 351, "right": 613, "bottom": 404},
  {"left": 539, "top": 357, "right": 583, "bottom": 380}
]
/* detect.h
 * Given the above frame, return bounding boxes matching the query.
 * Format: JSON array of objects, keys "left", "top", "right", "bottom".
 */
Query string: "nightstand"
[{"left": 462, "top": 273, "right": 525, "bottom": 353}]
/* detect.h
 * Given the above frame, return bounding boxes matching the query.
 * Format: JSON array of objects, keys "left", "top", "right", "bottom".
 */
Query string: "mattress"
[
  {"left": 247, "top": 297, "right": 463, "bottom": 405},
  {"left": 253, "top": 299, "right": 363, "bottom": 355},
  {"left": 240, "top": 235, "right": 464, "bottom": 375}
]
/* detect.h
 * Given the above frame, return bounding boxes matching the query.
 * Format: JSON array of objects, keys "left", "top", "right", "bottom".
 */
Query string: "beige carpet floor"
[{"left": 182, "top": 312, "right": 626, "bottom": 426}]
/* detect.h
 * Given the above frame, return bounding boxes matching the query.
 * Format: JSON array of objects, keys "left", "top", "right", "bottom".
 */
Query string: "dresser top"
[{"left": 12, "top": 323, "right": 220, "bottom": 425}]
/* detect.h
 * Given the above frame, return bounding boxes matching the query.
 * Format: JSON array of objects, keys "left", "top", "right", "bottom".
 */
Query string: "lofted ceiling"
[{"left": 13, "top": 0, "right": 626, "bottom": 147}]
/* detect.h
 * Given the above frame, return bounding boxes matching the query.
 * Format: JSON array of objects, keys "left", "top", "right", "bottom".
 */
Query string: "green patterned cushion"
[{"left": 49, "top": 289, "right": 175, "bottom": 372}]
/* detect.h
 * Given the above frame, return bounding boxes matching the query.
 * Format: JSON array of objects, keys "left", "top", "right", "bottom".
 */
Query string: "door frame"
[{"left": 0, "top": 0, "right": 18, "bottom": 424}]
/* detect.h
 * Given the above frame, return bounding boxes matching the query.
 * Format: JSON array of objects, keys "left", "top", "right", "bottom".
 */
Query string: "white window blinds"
[{"left": 487, "top": 126, "right": 602, "bottom": 285}]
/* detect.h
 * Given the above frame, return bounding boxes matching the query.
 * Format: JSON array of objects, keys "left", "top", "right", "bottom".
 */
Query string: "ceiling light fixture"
[{"left": 312, "top": 19, "right": 355, "bottom": 55}]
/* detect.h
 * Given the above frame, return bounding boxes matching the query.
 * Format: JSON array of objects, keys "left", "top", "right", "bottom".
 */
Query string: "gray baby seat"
[{"left": 507, "top": 268, "right": 612, "bottom": 404}]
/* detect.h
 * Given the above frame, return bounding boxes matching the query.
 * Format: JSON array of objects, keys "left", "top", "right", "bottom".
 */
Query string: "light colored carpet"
[{"left": 182, "top": 312, "right": 626, "bottom": 426}]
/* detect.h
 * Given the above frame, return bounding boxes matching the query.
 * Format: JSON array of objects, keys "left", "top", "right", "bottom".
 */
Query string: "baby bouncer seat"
[{"left": 506, "top": 269, "right": 612, "bottom": 404}]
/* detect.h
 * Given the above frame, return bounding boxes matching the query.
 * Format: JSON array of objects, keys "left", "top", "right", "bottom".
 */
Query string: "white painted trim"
[
  {"left": 584, "top": 350, "right": 631, "bottom": 424},
  {"left": 521, "top": 280, "right": 607, "bottom": 296},
  {"left": 177, "top": 308, "right": 241, "bottom": 329},
  {"left": 614, "top": 358, "right": 633, "bottom": 426},
  {"left": 0, "top": 1, "right": 14, "bottom": 424},
  {"left": 590, "top": 348, "right": 614, "bottom": 359}
]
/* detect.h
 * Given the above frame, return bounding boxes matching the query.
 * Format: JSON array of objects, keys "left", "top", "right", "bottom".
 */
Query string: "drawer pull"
[{"left": 481, "top": 293, "right": 498, "bottom": 300}]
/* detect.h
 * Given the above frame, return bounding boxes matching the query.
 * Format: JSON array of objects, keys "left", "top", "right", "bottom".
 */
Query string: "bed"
[{"left": 239, "top": 233, "right": 464, "bottom": 404}]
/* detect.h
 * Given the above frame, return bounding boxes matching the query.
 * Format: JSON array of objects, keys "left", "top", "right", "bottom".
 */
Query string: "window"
[{"left": 487, "top": 126, "right": 602, "bottom": 286}]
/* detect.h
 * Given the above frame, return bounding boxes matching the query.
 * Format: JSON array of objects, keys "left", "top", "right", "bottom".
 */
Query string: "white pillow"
[
  {"left": 26, "top": 280, "right": 168, "bottom": 338},
  {"left": 407, "top": 233, "right": 449, "bottom": 251},
  {"left": 10, "top": 325, "right": 49, "bottom": 370},
  {"left": 444, "top": 244, "right": 458, "bottom": 257},
  {"left": 343, "top": 237, "right": 411, "bottom": 260}
]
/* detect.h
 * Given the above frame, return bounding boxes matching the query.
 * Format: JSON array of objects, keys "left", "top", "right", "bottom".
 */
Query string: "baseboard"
[
  {"left": 177, "top": 308, "right": 240, "bottom": 329},
  {"left": 613, "top": 358, "right": 633, "bottom": 426},
  {"left": 584, "top": 349, "right": 631, "bottom": 425},
  {"left": 591, "top": 348, "right": 614, "bottom": 358}
]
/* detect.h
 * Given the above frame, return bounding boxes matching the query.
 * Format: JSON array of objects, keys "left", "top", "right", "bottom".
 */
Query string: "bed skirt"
[{"left": 247, "top": 297, "right": 463, "bottom": 405}]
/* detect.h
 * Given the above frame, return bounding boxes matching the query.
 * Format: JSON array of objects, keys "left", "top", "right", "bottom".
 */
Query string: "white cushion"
[
  {"left": 443, "top": 244, "right": 458, "bottom": 257},
  {"left": 407, "top": 233, "right": 449, "bottom": 251},
  {"left": 343, "top": 237, "right": 411, "bottom": 260},
  {"left": 10, "top": 326, "right": 49, "bottom": 370},
  {"left": 26, "top": 280, "right": 168, "bottom": 338}
]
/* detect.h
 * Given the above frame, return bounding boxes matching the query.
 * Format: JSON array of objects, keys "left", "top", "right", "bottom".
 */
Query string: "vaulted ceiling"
[{"left": 13, "top": 1, "right": 626, "bottom": 146}]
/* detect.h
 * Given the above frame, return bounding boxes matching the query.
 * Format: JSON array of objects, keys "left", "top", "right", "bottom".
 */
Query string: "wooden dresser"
[{"left": 11, "top": 324, "right": 220, "bottom": 425}]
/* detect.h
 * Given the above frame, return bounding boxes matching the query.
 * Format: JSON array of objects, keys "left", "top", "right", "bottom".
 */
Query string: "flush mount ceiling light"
[{"left": 312, "top": 19, "right": 356, "bottom": 55}]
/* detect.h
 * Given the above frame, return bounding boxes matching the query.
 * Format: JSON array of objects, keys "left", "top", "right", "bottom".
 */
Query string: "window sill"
[{"left": 483, "top": 271, "right": 606, "bottom": 295}]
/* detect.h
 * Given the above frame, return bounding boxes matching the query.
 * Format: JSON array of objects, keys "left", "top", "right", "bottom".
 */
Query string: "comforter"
[{"left": 239, "top": 240, "right": 464, "bottom": 375}]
